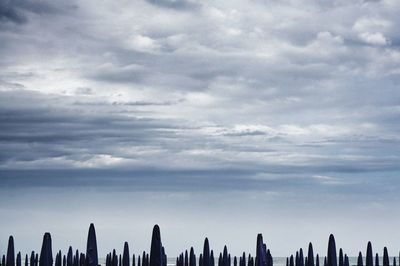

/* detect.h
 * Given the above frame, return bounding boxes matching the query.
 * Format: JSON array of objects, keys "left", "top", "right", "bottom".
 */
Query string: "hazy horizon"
[{"left": 1, "top": 0, "right": 400, "bottom": 259}]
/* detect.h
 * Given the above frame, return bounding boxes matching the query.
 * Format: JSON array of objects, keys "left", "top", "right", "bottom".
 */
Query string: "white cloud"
[{"left": 358, "top": 32, "right": 389, "bottom": 45}]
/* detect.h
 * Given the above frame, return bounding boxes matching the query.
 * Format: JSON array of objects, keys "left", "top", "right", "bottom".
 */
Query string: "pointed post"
[
  {"left": 123, "top": 242, "right": 130, "bottom": 266},
  {"left": 327, "top": 235, "right": 337, "bottom": 266},
  {"left": 202, "top": 239, "right": 210, "bottom": 266},
  {"left": 383, "top": 248, "right": 389, "bottom": 266},
  {"left": 344, "top": 256, "right": 349, "bottom": 266},
  {"left": 39, "top": 233, "right": 53, "bottom": 266},
  {"left": 86, "top": 224, "right": 98, "bottom": 266},
  {"left": 366, "top": 242, "right": 373, "bottom": 266},
  {"left": 357, "top": 252, "right": 363, "bottom": 266},
  {"left": 308, "top": 243, "right": 314, "bottom": 266},
  {"left": 16, "top": 253, "right": 21, "bottom": 266},
  {"left": 6, "top": 236, "right": 15, "bottom": 266},
  {"left": 189, "top": 248, "right": 196, "bottom": 266},
  {"left": 339, "top": 249, "right": 343, "bottom": 266},
  {"left": 150, "top": 225, "right": 163, "bottom": 266}
]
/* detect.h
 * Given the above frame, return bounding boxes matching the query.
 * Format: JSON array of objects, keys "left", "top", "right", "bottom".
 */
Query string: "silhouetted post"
[
  {"left": 393, "top": 258, "right": 396, "bottom": 266},
  {"left": 113, "top": 250, "right": 118, "bottom": 266},
  {"left": 210, "top": 251, "right": 214, "bottom": 266},
  {"left": 199, "top": 254, "right": 203, "bottom": 266},
  {"left": 25, "top": 254, "right": 28, "bottom": 266},
  {"left": 357, "top": 252, "right": 363, "bottom": 266},
  {"left": 308, "top": 244, "right": 314, "bottom": 266},
  {"left": 223, "top": 246, "right": 229, "bottom": 266},
  {"left": 55, "top": 251, "right": 62, "bottom": 266},
  {"left": 184, "top": 251, "right": 188, "bottom": 266},
  {"left": 299, "top": 249, "right": 304, "bottom": 266},
  {"left": 366, "top": 242, "right": 373, "bottom": 266},
  {"left": 383, "top": 248, "right": 389, "bottom": 266},
  {"left": 67, "top": 248, "right": 73, "bottom": 266},
  {"left": 123, "top": 242, "right": 130, "bottom": 266},
  {"left": 2, "top": 255, "right": 6, "bottom": 266},
  {"left": 133, "top": 255, "right": 136, "bottom": 266},
  {"left": 327, "top": 235, "right": 337, "bottom": 266},
  {"left": 16, "top": 252, "right": 21, "bottom": 266},
  {"left": 203, "top": 239, "right": 210, "bottom": 266},
  {"left": 240, "top": 253, "right": 245, "bottom": 266},
  {"left": 234, "top": 257, "right": 237, "bottom": 266},
  {"left": 339, "top": 249, "right": 343, "bottom": 266},
  {"left": 137, "top": 256, "right": 141, "bottom": 266},
  {"left": 63, "top": 255, "right": 66, "bottom": 266},
  {"left": 80, "top": 254, "right": 85, "bottom": 266},
  {"left": 316, "top": 255, "right": 319, "bottom": 266},
  {"left": 249, "top": 257, "right": 254, "bottom": 266},
  {"left": 256, "top": 235, "right": 266, "bottom": 266},
  {"left": 30, "top": 252, "right": 35, "bottom": 266},
  {"left": 106, "top": 254, "right": 110, "bottom": 266},
  {"left": 74, "top": 250, "right": 79, "bottom": 266},
  {"left": 375, "top": 254, "right": 379, "bottom": 266},
  {"left": 189, "top": 248, "right": 196, "bottom": 266},
  {"left": 86, "top": 224, "right": 98, "bottom": 266},
  {"left": 344, "top": 256, "right": 349, "bottom": 266},
  {"left": 151, "top": 225, "right": 165, "bottom": 266},
  {"left": 290, "top": 256, "right": 294, "bottom": 266},
  {"left": 35, "top": 254, "right": 38, "bottom": 266},
  {"left": 6, "top": 236, "right": 15, "bottom": 266},
  {"left": 39, "top": 233, "right": 53, "bottom": 266},
  {"left": 141, "top": 252, "right": 146, "bottom": 266}
]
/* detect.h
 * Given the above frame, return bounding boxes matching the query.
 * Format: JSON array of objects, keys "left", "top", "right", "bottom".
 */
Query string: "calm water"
[{"left": 93, "top": 257, "right": 398, "bottom": 266}]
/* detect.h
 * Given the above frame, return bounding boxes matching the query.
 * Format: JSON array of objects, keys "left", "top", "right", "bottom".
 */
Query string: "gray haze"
[{"left": 1, "top": 0, "right": 400, "bottom": 259}]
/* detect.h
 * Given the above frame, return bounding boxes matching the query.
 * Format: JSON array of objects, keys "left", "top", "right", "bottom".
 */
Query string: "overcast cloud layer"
[{"left": 1, "top": 0, "right": 400, "bottom": 258}]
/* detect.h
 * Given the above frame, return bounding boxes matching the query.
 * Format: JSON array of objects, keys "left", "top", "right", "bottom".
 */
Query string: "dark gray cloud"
[
  {"left": 0, "top": 0, "right": 73, "bottom": 24},
  {"left": 145, "top": 0, "right": 201, "bottom": 10}
]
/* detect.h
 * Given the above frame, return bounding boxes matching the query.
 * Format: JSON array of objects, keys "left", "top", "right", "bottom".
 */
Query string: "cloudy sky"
[{"left": 1, "top": 0, "right": 400, "bottom": 260}]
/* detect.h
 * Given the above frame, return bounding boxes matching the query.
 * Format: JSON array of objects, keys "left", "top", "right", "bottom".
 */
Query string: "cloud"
[
  {"left": 0, "top": 0, "right": 73, "bottom": 24},
  {"left": 0, "top": 0, "right": 400, "bottom": 195},
  {"left": 358, "top": 32, "right": 389, "bottom": 45},
  {"left": 145, "top": 0, "right": 201, "bottom": 10}
]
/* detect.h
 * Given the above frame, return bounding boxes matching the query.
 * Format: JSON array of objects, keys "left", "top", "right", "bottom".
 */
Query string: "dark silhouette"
[
  {"left": 16, "top": 253, "right": 21, "bottom": 266},
  {"left": 150, "top": 225, "right": 163, "bottom": 266},
  {"left": 190, "top": 248, "right": 196, "bottom": 266},
  {"left": 1, "top": 223, "right": 399, "bottom": 266},
  {"left": 366, "top": 242, "right": 373, "bottom": 266},
  {"left": 344, "top": 255, "right": 349, "bottom": 266},
  {"left": 123, "top": 242, "right": 130, "bottom": 266},
  {"left": 357, "top": 252, "right": 363, "bottom": 266},
  {"left": 86, "top": 223, "right": 98, "bottom": 266},
  {"left": 39, "top": 233, "right": 53, "bottom": 266},
  {"left": 383, "top": 247, "right": 389, "bottom": 266},
  {"left": 6, "top": 236, "right": 15, "bottom": 266},
  {"left": 307, "top": 243, "right": 314, "bottom": 266},
  {"left": 327, "top": 235, "right": 337, "bottom": 266},
  {"left": 338, "top": 249, "right": 343, "bottom": 266}
]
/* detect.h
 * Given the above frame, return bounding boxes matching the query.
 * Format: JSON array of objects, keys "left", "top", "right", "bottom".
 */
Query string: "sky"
[{"left": 1, "top": 0, "right": 400, "bottom": 260}]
